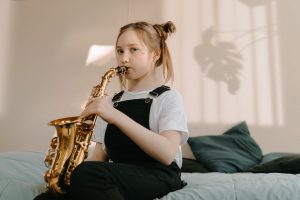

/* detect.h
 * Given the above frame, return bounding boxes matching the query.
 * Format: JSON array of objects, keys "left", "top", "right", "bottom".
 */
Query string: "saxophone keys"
[
  {"left": 44, "top": 155, "right": 53, "bottom": 167},
  {"left": 44, "top": 170, "right": 51, "bottom": 182},
  {"left": 50, "top": 137, "right": 58, "bottom": 149}
]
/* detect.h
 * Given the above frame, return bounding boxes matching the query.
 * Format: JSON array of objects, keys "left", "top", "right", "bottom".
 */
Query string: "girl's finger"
[
  {"left": 80, "top": 107, "right": 91, "bottom": 119},
  {"left": 85, "top": 98, "right": 94, "bottom": 107}
]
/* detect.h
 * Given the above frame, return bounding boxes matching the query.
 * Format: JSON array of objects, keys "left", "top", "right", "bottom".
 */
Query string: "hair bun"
[
  {"left": 154, "top": 21, "right": 176, "bottom": 40},
  {"left": 162, "top": 21, "right": 176, "bottom": 35}
]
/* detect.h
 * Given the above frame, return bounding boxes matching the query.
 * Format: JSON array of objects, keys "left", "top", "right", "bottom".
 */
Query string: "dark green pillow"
[
  {"left": 181, "top": 158, "right": 209, "bottom": 173},
  {"left": 260, "top": 152, "right": 292, "bottom": 164},
  {"left": 187, "top": 121, "right": 263, "bottom": 173},
  {"left": 247, "top": 154, "right": 300, "bottom": 174}
]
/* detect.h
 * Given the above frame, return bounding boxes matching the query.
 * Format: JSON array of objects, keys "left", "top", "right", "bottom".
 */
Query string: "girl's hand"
[{"left": 79, "top": 96, "right": 118, "bottom": 124}]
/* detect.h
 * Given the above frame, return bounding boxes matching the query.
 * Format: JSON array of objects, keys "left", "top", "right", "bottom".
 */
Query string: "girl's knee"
[
  {"left": 70, "top": 161, "right": 112, "bottom": 191},
  {"left": 71, "top": 162, "right": 100, "bottom": 184},
  {"left": 71, "top": 162, "right": 92, "bottom": 181},
  {"left": 70, "top": 162, "right": 122, "bottom": 199}
]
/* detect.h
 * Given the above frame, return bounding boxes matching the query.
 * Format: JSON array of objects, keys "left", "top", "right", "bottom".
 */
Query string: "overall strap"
[
  {"left": 145, "top": 85, "right": 170, "bottom": 103},
  {"left": 149, "top": 85, "right": 170, "bottom": 97},
  {"left": 112, "top": 91, "right": 125, "bottom": 102}
]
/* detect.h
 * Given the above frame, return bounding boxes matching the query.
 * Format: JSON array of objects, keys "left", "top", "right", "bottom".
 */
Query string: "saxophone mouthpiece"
[{"left": 116, "top": 66, "right": 128, "bottom": 75}]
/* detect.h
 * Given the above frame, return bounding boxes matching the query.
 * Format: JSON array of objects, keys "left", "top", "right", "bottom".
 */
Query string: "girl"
[{"left": 35, "top": 21, "right": 188, "bottom": 200}]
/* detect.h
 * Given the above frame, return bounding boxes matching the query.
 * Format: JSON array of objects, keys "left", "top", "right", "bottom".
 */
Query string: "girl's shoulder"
[
  {"left": 155, "top": 88, "right": 185, "bottom": 109},
  {"left": 157, "top": 87, "right": 183, "bottom": 100}
]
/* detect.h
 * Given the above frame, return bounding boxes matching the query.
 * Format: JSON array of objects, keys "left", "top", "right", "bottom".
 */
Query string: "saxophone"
[{"left": 44, "top": 66, "right": 127, "bottom": 195}]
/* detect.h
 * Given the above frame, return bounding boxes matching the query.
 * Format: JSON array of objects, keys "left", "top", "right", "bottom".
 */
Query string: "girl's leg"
[
  {"left": 33, "top": 192, "right": 68, "bottom": 200},
  {"left": 70, "top": 161, "right": 124, "bottom": 200},
  {"left": 70, "top": 161, "right": 182, "bottom": 200}
]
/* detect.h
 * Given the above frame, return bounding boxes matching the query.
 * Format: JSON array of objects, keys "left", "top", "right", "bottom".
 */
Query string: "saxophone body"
[{"left": 44, "top": 66, "right": 127, "bottom": 195}]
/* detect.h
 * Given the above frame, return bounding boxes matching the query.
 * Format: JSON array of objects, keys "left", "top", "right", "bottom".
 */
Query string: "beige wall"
[{"left": 0, "top": 0, "right": 299, "bottom": 157}]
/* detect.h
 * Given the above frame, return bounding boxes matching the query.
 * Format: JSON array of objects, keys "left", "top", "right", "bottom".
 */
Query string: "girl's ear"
[{"left": 153, "top": 49, "right": 161, "bottom": 61}]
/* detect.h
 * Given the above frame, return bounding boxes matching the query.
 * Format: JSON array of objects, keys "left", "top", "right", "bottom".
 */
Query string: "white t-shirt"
[{"left": 92, "top": 88, "right": 189, "bottom": 168}]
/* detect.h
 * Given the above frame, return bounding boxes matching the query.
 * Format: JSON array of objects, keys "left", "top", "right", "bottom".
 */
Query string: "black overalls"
[
  {"left": 69, "top": 85, "right": 183, "bottom": 200},
  {"left": 105, "top": 85, "right": 170, "bottom": 163},
  {"left": 34, "top": 86, "right": 183, "bottom": 200}
]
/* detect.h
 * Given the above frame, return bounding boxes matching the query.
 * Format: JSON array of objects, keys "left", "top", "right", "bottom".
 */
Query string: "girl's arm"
[
  {"left": 112, "top": 112, "right": 182, "bottom": 165},
  {"left": 80, "top": 97, "right": 182, "bottom": 165}
]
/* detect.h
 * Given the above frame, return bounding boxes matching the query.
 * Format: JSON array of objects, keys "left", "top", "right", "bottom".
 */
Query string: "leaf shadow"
[{"left": 194, "top": 27, "right": 244, "bottom": 95}]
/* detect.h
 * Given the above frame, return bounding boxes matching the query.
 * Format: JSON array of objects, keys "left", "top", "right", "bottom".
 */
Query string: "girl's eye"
[
  {"left": 116, "top": 49, "right": 124, "bottom": 54},
  {"left": 131, "top": 48, "right": 139, "bottom": 52}
]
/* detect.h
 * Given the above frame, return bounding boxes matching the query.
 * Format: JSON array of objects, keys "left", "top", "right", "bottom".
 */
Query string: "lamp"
[{"left": 85, "top": 45, "right": 115, "bottom": 67}]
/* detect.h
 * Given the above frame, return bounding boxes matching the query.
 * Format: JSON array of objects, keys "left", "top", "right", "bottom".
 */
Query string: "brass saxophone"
[{"left": 44, "top": 66, "right": 127, "bottom": 195}]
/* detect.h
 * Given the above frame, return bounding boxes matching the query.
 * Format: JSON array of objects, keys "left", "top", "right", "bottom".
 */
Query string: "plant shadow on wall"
[
  {"left": 194, "top": 27, "right": 243, "bottom": 95},
  {"left": 238, "top": 0, "right": 267, "bottom": 7}
]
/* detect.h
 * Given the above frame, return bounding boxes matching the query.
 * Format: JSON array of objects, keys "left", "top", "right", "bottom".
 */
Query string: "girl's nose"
[{"left": 120, "top": 53, "right": 129, "bottom": 64}]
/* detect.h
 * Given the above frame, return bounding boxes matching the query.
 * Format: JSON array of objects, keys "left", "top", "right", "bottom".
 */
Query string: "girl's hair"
[{"left": 116, "top": 21, "right": 176, "bottom": 87}]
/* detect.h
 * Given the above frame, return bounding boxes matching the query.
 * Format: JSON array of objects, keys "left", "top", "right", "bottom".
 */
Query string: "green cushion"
[
  {"left": 188, "top": 121, "right": 263, "bottom": 173},
  {"left": 247, "top": 154, "right": 300, "bottom": 174},
  {"left": 181, "top": 158, "right": 209, "bottom": 173}
]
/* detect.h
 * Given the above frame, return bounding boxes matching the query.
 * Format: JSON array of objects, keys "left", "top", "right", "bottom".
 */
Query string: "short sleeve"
[
  {"left": 92, "top": 116, "right": 107, "bottom": 144},
  {"left": 157, "top": 90, "right": 189, "bottom": 144},
  {"left": 91, "top": 97, "right": 114, "bottom": 144}
]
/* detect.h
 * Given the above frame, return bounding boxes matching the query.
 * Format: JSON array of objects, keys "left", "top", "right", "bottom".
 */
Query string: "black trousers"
[{"left": 34, "top": 161, "right": 183, "bottom": 200}]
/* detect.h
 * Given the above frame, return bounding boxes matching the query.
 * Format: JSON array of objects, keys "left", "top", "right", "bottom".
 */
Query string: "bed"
[
  {"left": 1, "top": 121, "right": 300, "bottom": 200},
  {"left": 159, "top": 172, "right": 300, "bottom": 200},
  {"left": 1, "top": 151, "right": 300, "bottom": 200}
]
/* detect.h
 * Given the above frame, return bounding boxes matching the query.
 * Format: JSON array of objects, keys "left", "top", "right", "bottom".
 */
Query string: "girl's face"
[{"left": 116, "top": 29, "right": 157, "bottom": 82}]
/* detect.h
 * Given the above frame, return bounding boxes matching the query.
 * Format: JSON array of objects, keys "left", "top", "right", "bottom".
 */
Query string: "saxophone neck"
[{"left": 91, "top": 66, "right": 128, "bottom": 98}]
